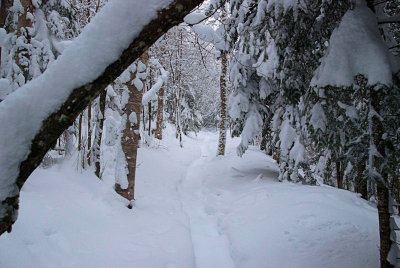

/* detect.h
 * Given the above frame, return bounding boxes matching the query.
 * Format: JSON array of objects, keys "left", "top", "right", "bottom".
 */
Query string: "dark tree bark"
[
  {"left": 0, "top": 0, "right": 204, "bottom": 236},
  {"left": 87, "top": 103, "right": 92, "bottom": 166},
  {"left": 355, "top": 163, "right": 368, "bottom": 200},
  {"left": 370, "top": 88, "right": 394, "bottom": 268},
  {"left": 94, "top": 89, "right": 106, "bottom": 178},
  {"left": 148, "top": 101, "right": 152, "bottom": 137},
  {"left": 78, "top": 114, "right": 83, "bottom": 152},
  {"left": 335, "top": 160, "right": 343, "bottom": 189},
  {"left": 377, "top": 184, "right": 393, "bottom": 268},
  {"left": 260, "top": 120, "right": 269, "bottom": 152}
]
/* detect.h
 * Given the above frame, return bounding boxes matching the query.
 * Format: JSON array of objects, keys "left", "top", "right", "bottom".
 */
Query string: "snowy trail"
[
  {"left": 178, "top": 135, "right": 235, "bottom": 268},
  {"left": 0, "top": 129, "right": 380, "bottom": 267}
]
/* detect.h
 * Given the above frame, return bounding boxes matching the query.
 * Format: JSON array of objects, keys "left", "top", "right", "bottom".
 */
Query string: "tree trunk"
[
  {"left": 260, "top": 120, "right": 269, "bottom": 152},
  {"left": 377, "top": 184, "right": 393, "bottom": 268},
  {"left": 356, "top": 163, "right": 368, "bottom": 200},
  {"left": 142, "top": 106, "right": 146, "bottom": 132},
  {"left": 148, "top": 101, "right": 151, "bottom": 136},
  {"left": 370, "top": 86, "right": 394, "bottom": 267},
  {"left": 154, "top": 86, "right": 164, "bottom": 140},
  {"left": 78, "top": 113, "right": 83, "bottom": 151},
  {"left": 175, "top": 30, "right": 183, "bottom": 147},
  {"left": 0, "top": 0, "right": 203, "bottom": 235},
  {"left": 217, "top": 52, "right": 227, "bottom": 156},
  {"left": 336, "top": 160, "right": 343, "bottom": 189},
  {"left": 115, "top": 52, "right": 148, "bottom": 204},
  {"left": 64, "top": 127, "right": 74, "bottom": 158},
  {"left": 94, "top": 89, "right": 106, "bottom": 178},
  {"left": 359, "top": 10, "right": 393, "bottom": 266},
  {"left": 392, "top": 176, "right": 400, "bottom": 205},
  {"left": 87, "top": 103, "right": 92, "bottom": 166}
]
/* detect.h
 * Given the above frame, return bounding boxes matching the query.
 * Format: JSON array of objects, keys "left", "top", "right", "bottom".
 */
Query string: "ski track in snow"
[{"left": 178, "top": 135, "right": 235, "bottom": 268}]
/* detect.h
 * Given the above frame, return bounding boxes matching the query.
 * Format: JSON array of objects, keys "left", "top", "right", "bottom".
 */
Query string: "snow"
[
  {"left": 279, "top": 119, "right": 297, "bottom": 156},
  {"left": 310, "top": 102, "right": 327, "bottom": 132},
  {"left": 0, "top": 128, "right": 379, "bottom": 267},
  {"left": 184, "top": 12, "right": 207, "bottom": 25},
  {"left": 338, "top": 101, "right": 359, "bottom": 120},
  {"left": 0, "top": 78, "right": 10, "bottom": 101},
  {"left": 0, "top": 0, "right": 172, "bottom": 207},
  {"left": 142, "top": 67, "right": 167, "bottom": 105},
  {"left": 142, "top": 77, "right": 163, "bottom": 105},
  {"left": 129, "top": 112, "right": 137, "bottom": 125},
  {"left": 311, "top": 1, "right": 399, "bottom": 87},
  {"left": 255, "top": 37, "right": 279, "bottom": 79},
  {"left": 267, "top": 0, "right": 305, "bottom": 18},
  {"left": 191, "top": 24, "right": 225, "bottom": 50},
  {"left": 133, "top": 78, "right": 144, "bottom": 91},
  {"left": 289, "top": 136, "right": 307, "bottom": 165},
  {"left": 0, "top": 28, "right": 7, "bottom": 47},
  {"left": 236, "top": 106, "right": 263, "bottom": 157}
]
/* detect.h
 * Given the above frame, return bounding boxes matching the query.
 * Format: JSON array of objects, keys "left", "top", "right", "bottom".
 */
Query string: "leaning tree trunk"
[
  {"left": 154, "top": 86, "right": 165, "bottom": 140},
  {"left": 217, "top": 51, "right": 227, "bottom": 156},
  {"left": 0, "top": 0, "right": 203, "bottom": 236},
  {"left": 115, "top": 52, "right": 148, "bottom": 205}
]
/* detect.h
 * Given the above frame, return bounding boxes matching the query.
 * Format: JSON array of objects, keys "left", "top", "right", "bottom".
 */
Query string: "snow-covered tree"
[{"left": 1, "top": 0, "right": 79, "bottom": 92}]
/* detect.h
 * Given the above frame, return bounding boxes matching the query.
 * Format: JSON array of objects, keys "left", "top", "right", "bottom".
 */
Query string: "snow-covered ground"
[{"left": 0, "top": 129, "right": 379, "bottom": 267}]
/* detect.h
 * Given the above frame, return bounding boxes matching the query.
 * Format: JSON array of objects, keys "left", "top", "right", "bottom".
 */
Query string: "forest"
[{"left": 0, "top": 0, "right": 399, "bottom": 267}]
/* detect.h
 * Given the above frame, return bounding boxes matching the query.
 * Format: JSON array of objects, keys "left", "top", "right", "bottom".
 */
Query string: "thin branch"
[{"left": 378, "top": 14, "right": 400, "bottom": 24}]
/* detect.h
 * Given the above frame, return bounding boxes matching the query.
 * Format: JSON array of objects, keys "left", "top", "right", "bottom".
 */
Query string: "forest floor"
[{"left": 0, "top": 128, "right": 379, "bottom": 267}]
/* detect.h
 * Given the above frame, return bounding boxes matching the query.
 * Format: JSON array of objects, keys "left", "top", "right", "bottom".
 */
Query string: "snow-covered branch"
[{"left": 142, "top": 67, "right": 168, "bottom": 105}]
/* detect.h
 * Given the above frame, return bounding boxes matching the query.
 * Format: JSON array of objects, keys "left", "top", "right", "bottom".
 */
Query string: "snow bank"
[
  {"left": 0, "top": 0, "right": 171, "bottom": 209},
  {"left": 201, "top": 137, "right": 379, "bottom": 268}
]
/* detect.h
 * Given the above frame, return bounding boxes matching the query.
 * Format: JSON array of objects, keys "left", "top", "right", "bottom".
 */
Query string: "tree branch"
[{"left": 378, "top": 14, "right": 400, "bottom": 24}]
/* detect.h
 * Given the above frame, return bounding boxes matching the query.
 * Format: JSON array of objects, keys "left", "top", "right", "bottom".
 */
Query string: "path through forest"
[
  {"left": 0, "top": 128, "right": 380, "bottom": 267},
  {"left": 179, "top": 134, "right": 235, "bottom": 268}
]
